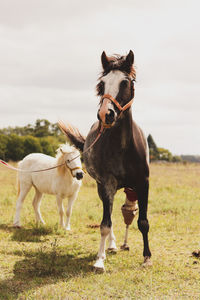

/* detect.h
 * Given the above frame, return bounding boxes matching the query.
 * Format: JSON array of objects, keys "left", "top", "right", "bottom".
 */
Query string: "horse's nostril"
[
  {"left": 105, "top": 109, "right": 115, "bottom": 124},
  {"left": 76, "top": 172, "right": 83, "bottom": 180}
]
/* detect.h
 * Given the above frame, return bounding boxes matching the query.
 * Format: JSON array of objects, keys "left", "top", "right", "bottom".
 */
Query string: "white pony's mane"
[
  {"left": 56, "top": 143, "right": 79, "bottom": 176},
  {"left": 56, "top": 143, "right": 78, "bottom": 159}
]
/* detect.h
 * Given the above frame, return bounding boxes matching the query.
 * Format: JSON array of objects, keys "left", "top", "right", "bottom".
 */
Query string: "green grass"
[{"left": 0, "top": 163, "right": 200, "bottom": 299}]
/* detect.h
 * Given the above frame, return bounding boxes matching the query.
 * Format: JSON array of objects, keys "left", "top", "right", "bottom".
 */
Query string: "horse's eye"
[
  {"left": 121, "top": 80, "right": 129, "bottom": 88},
  {"left": 67, "top": 159, "right": 70, "bottom": 163}
]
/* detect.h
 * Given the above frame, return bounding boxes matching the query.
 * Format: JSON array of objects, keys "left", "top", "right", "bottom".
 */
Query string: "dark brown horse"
[{"left": 60, "top": 50, "right": 152, "bottom": 271}]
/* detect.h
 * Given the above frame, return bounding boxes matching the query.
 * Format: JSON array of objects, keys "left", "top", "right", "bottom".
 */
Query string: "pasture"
[{"left": 0, "top": 163, "right": 199, "bottom": 299}]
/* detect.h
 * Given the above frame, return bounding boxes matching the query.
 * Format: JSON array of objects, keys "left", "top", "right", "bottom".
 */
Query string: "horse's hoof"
[
  {"left": 65, "top": 226, "right": 71, "bottom": 231},
  {"left": 142, "top": 256, "right": 152, "bottom": 267},
  {"left": 93, "top": 259, "right": 105, "bottom": 273},
  {"left": 120, "top": 244, "right": 130, "bottom": 251},
  {"left": 13, "top": 225, "right": 21, "bottom": 229}
]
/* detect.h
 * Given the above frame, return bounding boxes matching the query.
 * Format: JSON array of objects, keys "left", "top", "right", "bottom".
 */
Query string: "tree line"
[
  {"left": 0, "top": 119, "right": 182, "bottom": 162},
  {"left": 0, "top": 119, "right": 65, "bottom": 161}
]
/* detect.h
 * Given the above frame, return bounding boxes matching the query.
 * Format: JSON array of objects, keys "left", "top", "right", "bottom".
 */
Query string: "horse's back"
[
  {"left": 19, "top": 153, "right": 55, "bottom": 174},
  {"left": 18, "top": 153, "right": 56, "bottom": 188},
  {"left": 131, "top": 120, "right": 149, "bottom": 165}
]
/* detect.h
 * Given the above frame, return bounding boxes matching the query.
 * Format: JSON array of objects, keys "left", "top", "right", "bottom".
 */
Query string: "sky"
[{"left": 0, "top": 0, "right": 200, "bottom": 155}]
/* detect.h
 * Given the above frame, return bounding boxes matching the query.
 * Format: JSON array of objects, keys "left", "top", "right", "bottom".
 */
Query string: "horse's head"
[
  {"left": 97, "top": 50, "right": 136, "bottom": 128},
  {"left": 57, "top": 144, "right": 84, "bottom": 180}
]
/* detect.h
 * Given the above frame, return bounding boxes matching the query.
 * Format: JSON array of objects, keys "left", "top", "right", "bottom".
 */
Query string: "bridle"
[
  {"left": 66, "top": 164, "right": 83, "bottom": 177},
  {"left": 99, "top": 76, "right": 135, "bottom": 128},
  {"left": 100, "top": 93, "right": 134, "bottom": 128},
  {"left": 101, "top": 94, "right": 133, "bottom": 114}
]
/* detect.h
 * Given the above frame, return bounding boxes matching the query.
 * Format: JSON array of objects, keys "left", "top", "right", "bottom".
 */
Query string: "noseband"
[
  {"left": 100, "top": 94, "right": 134, "bottom": 128},
  {"left": 66, "top": 163, "right": 83, "bottom": 177}
]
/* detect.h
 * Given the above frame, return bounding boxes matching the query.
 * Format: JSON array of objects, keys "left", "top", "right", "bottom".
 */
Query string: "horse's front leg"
[
  {"left": 93, "top": 182, "right": 116, "bottom": 272},
  {"left": 56, "top": 195, "right": 65, "bottom": 228},
  {"left": 107, "top": 226, "right": 117, "bottom": 251},
  {"left": 137, "top": 178, "right": 152, "bottom": 266},
  {"left": 66, "top": 190, "right": 78, "bottom": 231}
]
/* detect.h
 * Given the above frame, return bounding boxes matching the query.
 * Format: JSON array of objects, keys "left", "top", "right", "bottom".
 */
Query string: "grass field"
[{"left": 0, "top": 162, "right": 199, "bottom": 299}]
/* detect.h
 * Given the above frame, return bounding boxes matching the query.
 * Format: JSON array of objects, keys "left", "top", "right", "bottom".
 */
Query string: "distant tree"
[
  {"left": 172, "top": 155, "right": 182, "bottom": 162},
  {"left": 147, "top": 134, "right": 159, "bottom": 161},
  {"left": 40, "top": 137, "right": 55, "bottom": 156},
  {"left": 157, "top": 148, "right": 173, "bottom": 162},
  {"left": 6, "top": 134, "right": 24, "bottom": 161},
  {"left": 0, "top": 134, "right": 9, "bottom": 160},
  {"left": 34, "top": 119, "right": 51, "bottom": 137},
  {"left": 23, "top": 136, "right": 42, "bottom": 156}
]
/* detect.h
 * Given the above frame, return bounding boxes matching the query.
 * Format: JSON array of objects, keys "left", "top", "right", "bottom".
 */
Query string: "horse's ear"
[
  {"left": 60, "top": 147, "right": 64, "bottom": 154},
  {"left": 122, "top": 50, "right": 134, "bottom": 74},
  {"left": 126, "top": 50, "right": 134, "bottom": 65},
  {"left": 101, "top": 51, "right": 109, "bottom": 70}
]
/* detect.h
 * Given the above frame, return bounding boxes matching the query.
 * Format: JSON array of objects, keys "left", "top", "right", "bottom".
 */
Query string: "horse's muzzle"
[{"left": 97, "top": 108, "right": 116, "bottom": 128}]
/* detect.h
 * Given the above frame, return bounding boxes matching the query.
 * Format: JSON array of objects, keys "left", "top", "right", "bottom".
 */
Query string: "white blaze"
[{"left": 102, "top": 70, "right": 126, "bottom": 98}]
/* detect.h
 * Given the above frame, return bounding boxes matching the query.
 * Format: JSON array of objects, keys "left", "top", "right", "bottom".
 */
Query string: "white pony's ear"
[{"left": 60, "top": 147, "right": 64, "bottom": 154}]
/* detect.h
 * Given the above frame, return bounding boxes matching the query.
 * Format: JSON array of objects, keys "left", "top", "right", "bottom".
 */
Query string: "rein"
[
  {"left": 0, "top": 159, "right": 73, "bottom": 174},
  {"left": 66, "top": 124, "right": 105, "bottom": 163}
]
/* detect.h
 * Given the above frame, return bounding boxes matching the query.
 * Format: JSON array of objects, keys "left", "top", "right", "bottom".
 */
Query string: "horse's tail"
[{"left": 58, "top": 121, "right": 85, "bottom": 152}]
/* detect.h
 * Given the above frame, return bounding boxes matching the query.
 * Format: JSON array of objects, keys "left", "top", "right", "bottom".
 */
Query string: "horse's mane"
[
  {"left": 101, "top": 54, "right": 136, "bottom": 80},
  {"left": 56, "top": 143, "right": 78, "bottom": 176}
]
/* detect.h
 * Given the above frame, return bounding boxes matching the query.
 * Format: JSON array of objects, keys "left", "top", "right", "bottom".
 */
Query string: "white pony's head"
[{"left": 56, "top": 143, "right": 84, "bottom": 180}]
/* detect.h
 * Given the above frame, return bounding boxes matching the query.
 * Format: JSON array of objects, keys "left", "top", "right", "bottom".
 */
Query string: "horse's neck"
[{"left": 113, "top": 110, "right": 133, "bottom": 147}]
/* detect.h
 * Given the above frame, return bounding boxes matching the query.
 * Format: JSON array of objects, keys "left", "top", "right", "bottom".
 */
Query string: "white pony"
[{"left": 13, "top": 143, "right": 84, "bottom": 230}]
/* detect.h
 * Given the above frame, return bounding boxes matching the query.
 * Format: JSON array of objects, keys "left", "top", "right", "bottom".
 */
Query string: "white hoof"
[
  {"left": 93, "top": 258, "right": 105, "bottom": 272},
  {"left": 65, "top": 225, "right": 71, "bottom": 231},
  {"left": 142, "top": 256, "right": 152, "bottom": 267}
]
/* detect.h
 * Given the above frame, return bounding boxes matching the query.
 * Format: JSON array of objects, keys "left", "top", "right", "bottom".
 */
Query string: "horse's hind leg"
[
  {"left": 137, "top": 178, "right": 152, "bottom": 266},
  {"left": 32, "top": 189, "right": 44, "bottom": 224},
  {"left": 56, "top": 195, "right": 65, "bottom": 228},
  {"left": 66, "top": 191, "right": 78, "bottom": 231},
  {"left": 13, "top": 182, "right": 32, "bottom": 227}
]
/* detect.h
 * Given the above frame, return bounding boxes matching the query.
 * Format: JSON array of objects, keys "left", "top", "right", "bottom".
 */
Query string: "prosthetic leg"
[{"left": 121, "top": 188, "right": 138, "bottom": 250}]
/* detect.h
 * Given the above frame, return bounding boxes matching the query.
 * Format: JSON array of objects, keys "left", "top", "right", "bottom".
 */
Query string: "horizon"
[{"left": 0, "top": 118, "right": 199, "bottom": 157}]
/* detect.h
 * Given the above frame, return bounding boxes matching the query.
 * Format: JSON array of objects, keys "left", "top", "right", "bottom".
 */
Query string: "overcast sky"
[{"left": 0, "top": 0, "right": 199, "bottom": 155}]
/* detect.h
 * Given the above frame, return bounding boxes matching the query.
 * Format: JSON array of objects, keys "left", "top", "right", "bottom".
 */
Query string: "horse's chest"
[{"left": 84, "top": 146, "right": 126, "bottom": 181}]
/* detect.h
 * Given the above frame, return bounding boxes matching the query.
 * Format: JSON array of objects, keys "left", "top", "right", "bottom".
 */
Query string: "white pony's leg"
[
  {"left": 32, "top": 189, "right": 45, "bottom": 224},
  {"left": 107, "top": 226, "right": 117, "bottom": 251},
  {"left": 56, "top": 195, "right": 65, "bottom": 228},
  {"left": 13, "top": 183, "right": 31, "bottom": 227},
  {"left": 94, "top": 227, "right": 110, "bottom": 272},
  {"left": 66, "top": 192, "right": 78, "bottom": 231}
]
